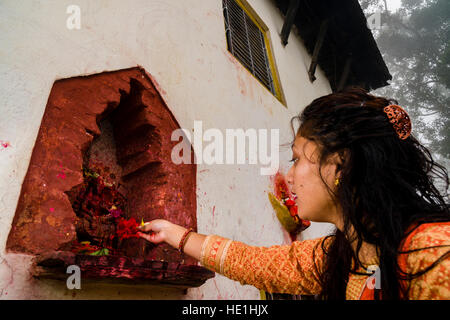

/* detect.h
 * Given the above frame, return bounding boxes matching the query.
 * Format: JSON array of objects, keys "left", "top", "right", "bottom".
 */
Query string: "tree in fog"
[{"left": 359, "top": 0, "right": 449, "bottom": 165}]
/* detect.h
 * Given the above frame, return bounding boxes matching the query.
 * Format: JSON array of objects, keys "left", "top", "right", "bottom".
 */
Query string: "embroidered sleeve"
[
  {"left": 200, "top": 234, "right": 330, "bottom": 295},
  {"left": 400, "top": 223, "right": 450, "bottom": 300}
]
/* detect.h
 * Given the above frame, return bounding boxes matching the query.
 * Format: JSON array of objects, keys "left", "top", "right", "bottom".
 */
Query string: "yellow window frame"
[{"left": 227, "top": 0, "right": 286, "bottom": 106}]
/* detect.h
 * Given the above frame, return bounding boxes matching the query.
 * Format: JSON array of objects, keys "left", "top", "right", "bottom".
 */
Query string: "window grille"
[{"left": 223, "top": 0, "right": 276, "bottom": 95}]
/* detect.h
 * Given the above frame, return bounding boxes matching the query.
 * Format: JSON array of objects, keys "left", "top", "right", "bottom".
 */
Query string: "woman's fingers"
[
  {"left": 138, "top": 219, "right": 170, "bottom": 233},
  {"left": 136, "top": 219, "right": 171, "bottom": 243},
  {"left": 138, "top": 221, "right": 153, "bottom": 232},
  {"left": 137, "top": 231, "right": 165, "bottom": 244}
]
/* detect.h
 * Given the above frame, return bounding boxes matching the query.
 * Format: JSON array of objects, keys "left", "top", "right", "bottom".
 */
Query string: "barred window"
[{"left": 222, "top": 0, "right": 283, "bottom": 102}]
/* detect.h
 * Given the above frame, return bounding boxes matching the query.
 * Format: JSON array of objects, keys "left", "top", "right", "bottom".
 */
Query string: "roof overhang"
[{"left": 275, "top": 0, "right": 392, "bottom": 91}]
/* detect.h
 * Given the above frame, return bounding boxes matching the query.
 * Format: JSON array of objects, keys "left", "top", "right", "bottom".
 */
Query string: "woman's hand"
[
  {"left": 137, "top": 219, "right": 173, "bottom": 244},
  {"left": 137, "top": 219, "right": 207, "bottom": 261}
]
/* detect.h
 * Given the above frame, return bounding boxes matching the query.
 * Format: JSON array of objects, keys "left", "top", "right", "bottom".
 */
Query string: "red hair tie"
[{"left": 383, "top": 105, "right": 412, "bottom": 140}]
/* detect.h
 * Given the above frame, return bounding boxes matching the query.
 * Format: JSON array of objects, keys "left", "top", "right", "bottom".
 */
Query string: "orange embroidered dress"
[{"left": 199, "top": 222, "right": 450, "bottom": 299}]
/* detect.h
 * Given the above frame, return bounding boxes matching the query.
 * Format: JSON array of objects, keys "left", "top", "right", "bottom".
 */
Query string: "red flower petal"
[
  {"left": 289, "top": 205, "right": 298, "bottom": 217},
  {"left": 285, "top": 199, "right": 295, "bottom": 207},
  {"left": 115, "top": 217, "right": 140, "bottom": 240}
]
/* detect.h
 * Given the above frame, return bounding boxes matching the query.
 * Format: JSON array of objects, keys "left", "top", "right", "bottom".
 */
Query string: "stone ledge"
[{"left": 31, "top": 251, "right": 215, "bottom": 289}]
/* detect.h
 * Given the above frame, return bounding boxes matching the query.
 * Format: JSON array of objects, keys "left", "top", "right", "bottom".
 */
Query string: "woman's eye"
[{"left": 289, "top": 157, "right": 298, "bottom": 163}]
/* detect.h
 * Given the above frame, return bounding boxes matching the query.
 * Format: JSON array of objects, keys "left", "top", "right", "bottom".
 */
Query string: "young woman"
[{"left": 138, "top": 86, "right": 450, "bottom": 300}]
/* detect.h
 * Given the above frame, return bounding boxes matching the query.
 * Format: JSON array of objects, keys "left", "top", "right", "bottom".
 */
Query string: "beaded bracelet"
[{"left": 178, "top": 228, "right": 194, "bottom": 253}]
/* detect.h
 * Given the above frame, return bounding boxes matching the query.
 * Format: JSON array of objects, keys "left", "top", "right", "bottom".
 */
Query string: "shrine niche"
[{"left": 6, "top": 67, "right": 214, "bottom": 288}]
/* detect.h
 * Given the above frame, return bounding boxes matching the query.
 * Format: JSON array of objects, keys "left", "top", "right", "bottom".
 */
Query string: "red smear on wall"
[{"left": 0, "top": 141, "right": 11, "bottom": 149}]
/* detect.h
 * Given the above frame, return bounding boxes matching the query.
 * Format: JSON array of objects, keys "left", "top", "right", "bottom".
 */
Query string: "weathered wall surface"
[{"left": 0, "top": 0, "right": 333, "bottom": 299}]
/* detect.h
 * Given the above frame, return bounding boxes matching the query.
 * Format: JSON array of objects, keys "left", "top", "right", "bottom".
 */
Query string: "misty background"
[{"left": 358, "top": 0, "right": 449, "bottom": 197}]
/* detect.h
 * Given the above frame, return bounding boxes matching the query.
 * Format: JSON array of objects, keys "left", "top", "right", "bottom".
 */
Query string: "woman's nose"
[{"left": 286, "top": 165, "right": 294, "bottom": 186}]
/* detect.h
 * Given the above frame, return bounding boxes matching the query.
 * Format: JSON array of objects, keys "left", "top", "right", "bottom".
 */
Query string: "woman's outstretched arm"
[{"left": 138, "top": 219, "right": 327, "bottom": 295}]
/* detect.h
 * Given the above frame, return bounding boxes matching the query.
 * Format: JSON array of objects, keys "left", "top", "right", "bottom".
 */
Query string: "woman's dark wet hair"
[{"left": 288, "top": 86, "right": 449, "bottom": 299}]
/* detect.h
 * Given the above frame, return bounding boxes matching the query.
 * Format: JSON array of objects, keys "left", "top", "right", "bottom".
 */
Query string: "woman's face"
[{"left": 286, "top": 135, "right": 342, "bottom": 225}]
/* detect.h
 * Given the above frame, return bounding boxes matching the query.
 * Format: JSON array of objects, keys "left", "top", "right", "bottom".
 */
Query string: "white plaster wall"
[{"left": 0, "top": 0, "right": 334, "bottom": 299}]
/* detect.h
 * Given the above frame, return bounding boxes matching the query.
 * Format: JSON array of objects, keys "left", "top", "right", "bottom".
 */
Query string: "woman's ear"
[{"left": 330, "top": 149, "right": 347, "bottom": 176}]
